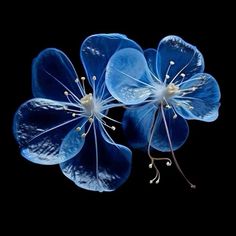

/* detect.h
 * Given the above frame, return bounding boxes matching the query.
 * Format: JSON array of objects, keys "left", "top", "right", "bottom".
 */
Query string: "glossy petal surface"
[
  {"left": 156, "top": 35, "right": 204, "bottom": 83},
  {"left": 151, "top": 108, "right": 189, "bottom": 152},
  {"left": 13, "top": 98, "right": 85, "bottom": 164},
  {"left": 174, "top": 73, "right": 221, "bottom": 121},
  {"left": 106, "top": 48, "right": 153, "bottom": 105},
  {"left": 122, "top": 103, "right": 156, "bottom": 149},
  {"left": 60, "top": 122, "right": 132, "bottom": 192},
  {"left": 32, "top": 48, "right": 81, "bottom": 102},
  {"left": 81, "top": 34, "right": 142, "bottom": 98}
]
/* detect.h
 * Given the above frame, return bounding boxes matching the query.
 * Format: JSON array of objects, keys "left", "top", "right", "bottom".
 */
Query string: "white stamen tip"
[
  {"left": 64, "top": 91, "right": 69, "bottom": 96},
  {"left": 191, "top": 185, "right": 196, "bottom": 189},
  {"left": 88, "top": 117, "right": 93, "bottom": 123},
  {"left": 155, "top": 180, "right": 160, "bottom": 184},
  {"left": 166, "top": 105, "right": 171, "bottom": 109},
  {"left": 149, "top": 180, "right": 153, "bottom": 184},
  {"left": 111, "top": 126, "right": 116, "bottom": 131},
  {"left": 92, "top": 76, "right": 96, "bottom": 80},
  {"left": 165, "top": 75, "right": 170, "bottom": 79},
  {"left": 76, "top": 127, "right": 81, "bottom": 131},
  {"left": 75, "top": 78, "right": 79, "bottom": 83},
  {"left": 180, "top": 73, "right": 186, "bottom": 77},
  {"left": 189, "top": 106, "right": 194, "bottom": 110},
  {"left": 81, "top": 133, "right": 86, "bottom": 138},
  {"left": 173, "top": 114, "right": 177, "bottom": 119},
  {"left": 81, "top": 76, "right": 86, "bottom": 81},
  {"left": 149, "top": 164, "right": 153, "bottom": 169},
  {"left": 166, "top": 161, "right": 172, "bottom": 166},
  {"left": 72, "top": 113, "right": 76, "bottom": 117},
  {"left": 192, "top": 87, "right": 197, "bottom": 91},
  {"left": 170, "top": 60, "right": 175, "bottom": 65}
]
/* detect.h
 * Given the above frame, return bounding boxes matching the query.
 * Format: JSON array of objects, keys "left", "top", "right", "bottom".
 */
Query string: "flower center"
[
  {"left": 165, "top": 83, "right": 179, "bottom": 98},
  {"left": 80, "top": 93, "right": 95, "bottom": 116}
]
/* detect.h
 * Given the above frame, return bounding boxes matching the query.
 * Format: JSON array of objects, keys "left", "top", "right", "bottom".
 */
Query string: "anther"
[
  {"left": 88, "top": 117, "right": 93, "bottom": 123},
  {"left": 111, "top": 126, "right": 116, "bottom": 131},
  {"left": 170, "top": 61, "right": 175, "bottom": 65},
  {"left": 81, "top": 77, "right": 86, "bottom": 81},
  {"left": 81, "top": 133, "right": 86, "bottom": 138},
  {"left": 173, "top": 114, "right": 177, "bottom": 119},
  {"left": 76, "top": 127, "right": 81, "bottom": 131},
  {"left": 75, "top": 78, "right": 79, "bottom": 83},
  {"left": 72, "top": 113, "right": 76, "bottom": 117},
  {"left": 189, "top": 106, "right": 194, "bottom": 110},
  {"left": 64, "top": 91, "right": 69, "bottom": 96},
  {"left": 149, "top": 164, "right": 153, "bottom": 168},
  {"left": 165, "top": 75, "right": 170, "bottom": 79},
  {"left": 149, "top": 180, "right": 154, "bottom": 184},
  {"left": 92, "top": 76, "right": 96, "bottom": 80},
  {"left": 180, "top": 73, "right": 185, "bottom": 77}
]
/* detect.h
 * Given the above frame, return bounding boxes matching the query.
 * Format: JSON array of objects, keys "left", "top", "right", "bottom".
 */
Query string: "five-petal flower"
[
  {"left": 105, "top": 35, "right": 221, "bottom": 187},
  {"left": 13, "top": 33, "right": 142, "bottom": 192}
]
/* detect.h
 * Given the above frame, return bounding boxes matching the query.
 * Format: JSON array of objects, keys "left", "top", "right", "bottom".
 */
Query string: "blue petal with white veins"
[
  {"left": 156, "top": 35, "right": 204, "bottom": 84},
  {"left": 32, "top": 48, "right": 82, "bottom": 102},
  {"left": 151, "top": 108, "right": 189, "bottom": 152},
  {"left": 122, "top": 103, "right": 156, "bottom": 149},
  {"left": 144, "top": 48, "right": 158, "bottom": 76},
  {"left": 60, "top": 121, "right": 132, "bottom": 192},
  {"left": 13, "top": 98, "right": 85, "bottom": 165},
  {"left": 173, "top": 73, "right": 221, "bottom": 122},
  {"left": 81, "top": 34, "right": 142, "bottom": 99},
  {"left": 106, "top": 48, "right": 153, "bottom": 105}
]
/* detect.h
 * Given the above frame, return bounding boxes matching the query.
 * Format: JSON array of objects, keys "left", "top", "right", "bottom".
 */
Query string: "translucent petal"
[
  {"left": 32, "top": 48, "right": 81, "bottom": 102},
  {"left": 156, "top": 35, "right": 204, "bottom": 83},
  {"left": 151, "top": 108, "right": 189, "bottom": 152},
  {"left": 173, "top": 73, "right": 221, "bottom": 122},
  {"left": 122, "top": 103, "right": 156, "bottom": 149},
  {"left": 144, "top": 48, "right": 158, "bottom": 75},
  {"left": 60, "top": 121, "right": 132, "bottom": 192},
  {"left": 13, "top": 98, "right": 85, "bottom": 165},
  {"left": 81, "top": 33, "right": 142, "bottom": 99},
  {"left": 106, "top": 48, "right": 153, "bottom": 105}
]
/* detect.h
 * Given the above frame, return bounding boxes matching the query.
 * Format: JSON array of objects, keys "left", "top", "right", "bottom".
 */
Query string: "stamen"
[
  {"left": 75, "top": 78, "right": 86, "bottom": 96},
  {"left": 164, "top": 60, "right": 175, "bottom": 84},
  {"left": 81, "top": 119, "right": 93, "bottom": 138},
  {"left": 147, "top": 111, "right": 172, "bottom": 185},
  {"left": 160, "top": 104, "right": 196, "bottom": 189},
  {"left": 81, "top": 76, "right": 86, "bottom": 93}
]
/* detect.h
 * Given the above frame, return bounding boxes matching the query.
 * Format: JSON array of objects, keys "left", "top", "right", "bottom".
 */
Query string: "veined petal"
[
  {"left": 32, "top": 48, "right": 82, "bottom": 102},
  {"left": 81, "top": 33, "right": 142, "bottom": 99},
  {"left": 151, "top": 108, "right": 189, "bottom": 152},
  {"left": 60, "top": 121, "right": 132, "bottom": 192},
  {"left": 156, "top": 35, "right": 204, "bottom": 84},
  {"left": 144, "top": 48, "right": 158, "bottom": 76},
  {"left": 106, "top": 48, "right": 153, "bottom": 105},
  {"left": 13, "top": 98, "right": 85, "bottom": 165},
  {"left": 173, "top": 73, "right": 221, "bottom": 122},
  {"left": 122, "top": 103, "right": 156, "bottom": 149}
]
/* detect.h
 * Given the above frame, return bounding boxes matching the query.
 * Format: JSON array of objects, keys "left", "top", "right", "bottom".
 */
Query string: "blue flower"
[
  {"left": 105, "top": 35, "right": 221, "bottom": 187},
  {"left": 13, "top": 33, "right": 142, "bottom": 192}
]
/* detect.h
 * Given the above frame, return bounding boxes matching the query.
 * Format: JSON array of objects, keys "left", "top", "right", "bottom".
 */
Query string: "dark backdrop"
[{"left": 2, "top": 2, "right": 231, "bottom": 232}]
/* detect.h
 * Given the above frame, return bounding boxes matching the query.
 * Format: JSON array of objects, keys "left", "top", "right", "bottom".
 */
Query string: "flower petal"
[
  {"left": 81, "top": 34, "right": 142, "bottom": 99},
  {"left": 60, "top": 122, "right": 132, "bottom": 192},
  {"left": 151, "top": 108, "right": 189, "bottom": 152},
  {"left": 144, "top": 48, "right": 158, "bottom": 75},
  {"left": 106, "top": 48, "right": 153, "bottom": 105},
  {"left": 13, "top": 98, "right": 85, "bottom": 165},
  {"left": 32, "top": 48, "right": 81, "bottom": 102},
  {"left": 173, "top": 73, "right": 221, "bottom": 122},
  {"left": 122, "top": 103, "right": 156, "bottom": 149},
  {"left": 156, "top": 35, "right": 204, "bottom": 84}
]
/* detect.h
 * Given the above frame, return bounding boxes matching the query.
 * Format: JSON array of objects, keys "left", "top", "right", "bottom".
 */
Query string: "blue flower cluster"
[{"left": 13, "top": 34, "right": 220, "bottom": 191}]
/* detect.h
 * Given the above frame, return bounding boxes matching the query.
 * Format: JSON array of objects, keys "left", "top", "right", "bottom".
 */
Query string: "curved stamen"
[
  {"left": 169, "top": 50, "right": 197, "bottom": 84},
  {"left": 160, "top": 104, "right": 196, "bottom": 189},
  {"left": 164, "top": 60, "right": 175, "bottom": 85}
]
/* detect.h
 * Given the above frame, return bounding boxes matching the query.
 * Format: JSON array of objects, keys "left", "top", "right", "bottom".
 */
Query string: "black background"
[{"left": 2, "top": 2, "right": 232, "bottom": 232}]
